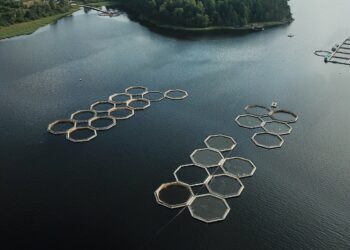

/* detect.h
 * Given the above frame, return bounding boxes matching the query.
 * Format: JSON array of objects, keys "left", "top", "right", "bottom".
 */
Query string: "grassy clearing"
[{"left": 0, "top": 6, "right": 80, "bottom": 40}]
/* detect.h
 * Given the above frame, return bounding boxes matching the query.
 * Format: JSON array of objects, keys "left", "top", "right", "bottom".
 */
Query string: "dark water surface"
[{"left": 1, "top": 0, "right": 350, "bottom": 249}]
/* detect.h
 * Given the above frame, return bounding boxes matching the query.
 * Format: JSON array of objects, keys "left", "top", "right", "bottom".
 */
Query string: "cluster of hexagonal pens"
[
  {"left": 154, "top": 134, "right": 256, "bottom": 223},
  {"left": 235, "top": 103, "right": 298, "bottom": 149},
  {"left": 47, "top": 86, "right": 188, "bottom": 142}
]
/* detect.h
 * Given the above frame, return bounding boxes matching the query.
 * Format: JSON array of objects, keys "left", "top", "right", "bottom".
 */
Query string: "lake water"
[{"left": 0, "top": 0, "right": 350, "bottom": 249}]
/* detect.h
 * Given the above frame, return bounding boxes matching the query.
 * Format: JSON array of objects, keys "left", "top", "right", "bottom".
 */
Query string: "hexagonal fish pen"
[
  {"left": 221, "top": 157, "right": 256, "bottom": 178},
  {"left": 47, "top": 86, "right": 188, "bottom": 142},
  {"left": 71, "top": 109, "right": 97, "bottom": 123},
  {"left": 262, "top": 120, "right": 292, "bottom": 135},
  {"left": 268, "top": 109, "right": 298, "bottom": 123},
  {"left": 142, "top": 91, "right": 165, "bottom": 102},
  {"left": 154, "top": 182, "right": 193, "bottom": 209},
  {"left": 90, "top": 101, "right": 115, "bottom": 113},
  {"left": 204, "top": 135, "right": 236, "bottom": 152},
  {"left": 88, "top": 116, "right": 116, "bottom": 131},
  {"left": 48, "top": 119, "right": 76, "bottom": 135},
  {"left": 252, "top": 132, "right": 284, "bottom": 149},
  {"left": 188, "top": 194, "right": 230, "bottom": 223},
  {"left": 174, "top": 164, "right": 210, "bottom": 187},
  {"left": 244, "top": 104, "right": 271, "bottom": 117},
  {"left": 235, "top": 114, "right": 264, "bottom": 129},
  {"left": 234, "top": 103, "right": 298, "bottom": 149},
  {"left": 206, "top": 174, "right": 244, "bottom": 198},
  {"left": 109, "top": 93, "right": 132, "bottom": 104},
  {"left": 125, "top": 86, "right": 148, "bottom": 97},
  {"left": 190, "top": 148, "right": 224, "bottom": 168},
  {"left": 164, "top": 89, "right": 188, "bottom": 100},
  {"left": 155, "top": 134, "right": 256, "bottom": 224},
  {"left": 66, "top": 126, "right": 97, "bottom": 143}
]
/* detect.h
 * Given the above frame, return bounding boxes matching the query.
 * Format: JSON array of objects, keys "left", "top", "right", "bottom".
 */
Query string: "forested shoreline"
[
  {"left": 0, "top": 0, "right": 71, "bottom": 27},
  {"left": 0, "top": 0, "right": 293, "bottom": 36},
  {"left": 117, "top": 0, "right": 292, "bottom": 28}
]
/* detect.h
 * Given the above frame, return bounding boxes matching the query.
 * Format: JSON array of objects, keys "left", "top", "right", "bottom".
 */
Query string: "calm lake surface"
[{"left": 0, "top": 0, "right": 350, "bottom": 249}]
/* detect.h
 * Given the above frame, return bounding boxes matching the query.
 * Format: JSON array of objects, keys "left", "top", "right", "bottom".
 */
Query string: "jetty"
[{"left": 80, "top": 5, "right": 121, "bottom": 17}]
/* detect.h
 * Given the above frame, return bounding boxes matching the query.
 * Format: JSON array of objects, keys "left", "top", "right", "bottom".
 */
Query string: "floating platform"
[
  {"left": 315, "top": 37, "right": 350, "bottom": 66},
  {"left": 81, "top": 5, "right": 122, "bottom": 17}
]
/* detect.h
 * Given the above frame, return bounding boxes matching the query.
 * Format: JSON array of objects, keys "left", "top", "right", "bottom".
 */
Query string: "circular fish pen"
[{"left": 314, "top": 50, "right": 331, "bottom": 58}]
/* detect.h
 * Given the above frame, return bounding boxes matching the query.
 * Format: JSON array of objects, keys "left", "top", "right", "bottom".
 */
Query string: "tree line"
[
  {"left": 120, "top": 0, "right": 292, "bottom": 28},
  {"left": 0, "top": 0, "right": 70, "bottom": 27}
]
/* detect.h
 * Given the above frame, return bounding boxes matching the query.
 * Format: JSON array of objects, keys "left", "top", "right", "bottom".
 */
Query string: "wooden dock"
[{"left": 326, "top": 37, "right": 350, "bottom": 65}]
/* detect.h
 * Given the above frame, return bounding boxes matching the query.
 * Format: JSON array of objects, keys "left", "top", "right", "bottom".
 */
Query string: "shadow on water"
[
  {"left": 130, "top": 18, "right": 264, "bottom": 41},
  {"left": 106, "top": 4, "right": 273, "bottom": 41}
]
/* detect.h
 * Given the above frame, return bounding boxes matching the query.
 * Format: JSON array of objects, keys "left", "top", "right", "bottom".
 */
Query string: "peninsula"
[{"left": 115, "top": 0, "right": 293, "bottom": 31}]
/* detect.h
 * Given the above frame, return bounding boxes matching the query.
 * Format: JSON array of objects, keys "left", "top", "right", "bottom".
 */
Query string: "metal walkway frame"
[{"left": 326, "top": 37, "right": 350, "bottom": 65}]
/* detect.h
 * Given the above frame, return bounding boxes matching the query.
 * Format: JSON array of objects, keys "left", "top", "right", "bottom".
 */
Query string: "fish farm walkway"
[{"left": 326, "top": 37, "right": 350, "bottom": 65}]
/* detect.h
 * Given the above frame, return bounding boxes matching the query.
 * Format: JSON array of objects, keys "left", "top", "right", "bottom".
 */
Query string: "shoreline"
[
  {"left": 0, "top": 6, "right": 80, "bottom": 40},
  {"left": 135, "top": 16, "right": 293, "bottom": 32}
]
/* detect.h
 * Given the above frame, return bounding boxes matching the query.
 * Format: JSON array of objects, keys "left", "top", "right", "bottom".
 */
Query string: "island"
[
  {"left": 0, "top": 0, "right": 79, "bottom": 40},
  {"left": 114, "top": 0, "right": 293, "bottom": 31}
]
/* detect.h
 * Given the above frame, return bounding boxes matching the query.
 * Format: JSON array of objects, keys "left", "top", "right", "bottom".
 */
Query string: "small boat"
[
  {"left": 288, "top": 33, "right": 294, "bottom": 38},
  {"left": 252, "top": 25, "right": 264, "bottom": 31}
]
